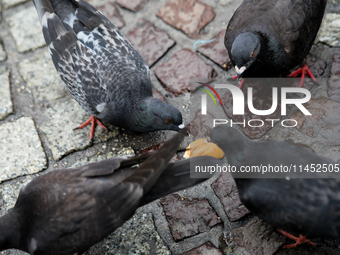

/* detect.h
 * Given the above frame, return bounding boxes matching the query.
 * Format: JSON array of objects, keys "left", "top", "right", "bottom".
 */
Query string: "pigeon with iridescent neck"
[{"left": 225, "top": 0, "right": 326, "bottom": 88}]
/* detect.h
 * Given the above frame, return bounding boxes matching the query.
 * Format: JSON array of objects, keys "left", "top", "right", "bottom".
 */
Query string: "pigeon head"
[
  {"left": 127, "top": 98, "right": 183, "bottom": 133},
  {"left": 148, "top": 98, "right": 184, "bottom": 131},
  {"left": 231, "top": 32, "right": 260, "bottom": 79}
]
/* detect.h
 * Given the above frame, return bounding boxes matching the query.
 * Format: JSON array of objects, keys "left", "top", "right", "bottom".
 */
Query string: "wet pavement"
[{"left": 0, "top": 0, "right": 340, "bottom": 254}]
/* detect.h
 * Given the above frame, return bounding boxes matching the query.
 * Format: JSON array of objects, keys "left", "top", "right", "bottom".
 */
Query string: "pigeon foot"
[
  {"left": 278, "top": 229, "right": 316, "bottom": 248},
  {"left": 231, "top": 75, "right": 245, "bottom": 89},
  {"left": 74, "top": 115, "right": 107, "bottom": 140},
  {"left": 288, "top": 64, "right": 317, "bottom": 88}
]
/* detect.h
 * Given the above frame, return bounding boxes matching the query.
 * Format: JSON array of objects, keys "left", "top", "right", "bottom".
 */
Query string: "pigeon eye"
[
  {"left": 251, "top": 52, "right": 255, "bottom": 58},
  {"left": 167, "top": 118, "right": 173, "bottom": 123}
]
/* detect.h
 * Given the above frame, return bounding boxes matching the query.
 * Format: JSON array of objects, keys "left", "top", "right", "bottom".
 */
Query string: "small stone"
[
  {"left": 155, "top": 48, "right": 217, "bottom": 96},
  {"left": 40, "top": 100, "right": 118, "bottom": 161},
  {"left": 226, "top": 217, "right": 286, "bottom": 255},
  {"left": 86, "top": 213, "right": 171, "bottom": 255},
  {"left": 327, "top": 54, "right": 340, "bottom": 101},
  {"left": 157, "top": 0, "right": 216, "bottom": 39},
  {"left": 0, "top": 117, "right": 47, "bottom": 183},
  {"left": 0, "top": 69, "right": 13, "bottom": 120},
  {"left": 211, "top": 172, "right": 250, "bottom": 222},
  {"left": 197, "top": 30, "right": 232, "bottom": 70},
  {"left": 126, "top": 19, "right": 175, "bottom": 67},
  {"left": 290, "top": 97, "right": 340, "bottom": 144},
  {"left": 19, "top": 51, "right": 68, "bottom": 102},
  {"left": 88, "top": 0, "right": 125, "bottom": 29},
  {"left": 7, "top": 6, "right": 46, "bottom": 53},
  {"left": 2, "top": 0, "right": 29, "bottom": 9},
  {"left": 161, "top": 194, "right": 221, "bottom": 241},
  {"left": 116, "top": 0, "right": 149, "bottom": 12},
  {"left": 316, "top": 13, "right": 340, "bottom": 47}
]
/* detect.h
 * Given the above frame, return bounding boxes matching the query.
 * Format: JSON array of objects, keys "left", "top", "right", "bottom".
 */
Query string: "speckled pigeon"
[
  {"left": 0, "top": 128, "right": 220, "bottom": 255},
  {"left": 225, "top": 0, "right": 327, "bottom": 87},
  {"left": 210, "top": 125, "right": 340, "bottom": 248},
  {"left": 33, "top": 0, "right": 183, "bottom": 139}
]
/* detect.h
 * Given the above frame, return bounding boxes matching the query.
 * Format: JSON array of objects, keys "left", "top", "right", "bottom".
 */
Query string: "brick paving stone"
[
  {"left": 155, "top": 48, "right": 217, "bottom": 96},
  {"left": 86, "top": 213, "right": 171, "bottom": 255},
  {"left": 7, "top": 5, "right": 45, "bottom": 53},
  {"left": 189, "top": 110, "right": 215, "bottom": 140},
  {"left": 327, "top": 54, "right": 340, "bottom": 101},
  {"left": 222, "top": 78, "right": 314, "bottom": 139},
  {"left": 19, "top": 51, "right": 68, "bottom": 102},
  {"left": 126, "top": 19, "right": 175, "bottom": 67},
  {"left": 116, "top": 0, "right": 149, "bottom": 12},
  {"left": 0, "top": 69, "right": 13, "bottom": 120},
  {"left": 211, "top": 172, "right": 250, "bottom": 222},
  {"left": 316, "top": 13, "right": 340, "bottom": 47},
  {"left": 182, "top": 242, "right": 223, "bottom": 255},
  {"left": 290, "top": 98, "right": 340, "bottom": 144},
  {"left": 226, "top": 217, "right": 286, "bottom": 255},
  {"left": 88, "top": 0, "right": 125, "bottom": 29},
  {"left": 0, "top": 37, "right": 6, "bottom": 61},
  {"left": 40, "top": 99, "right": 119, "bottom": 161},
  {"left": 157, "top": 0, "right": 216, "bottom": 39},
  {"left": 0, "top": 117, "right": 47, "bottom": 183},
  {"left": 304, "top": 54, "right": 327, "bottom": 78},
  {"left": 2, "top": 0, "right": 29, "bottom": 9},
  {"left": 197, "top": 30, "right": 233, "bottom": 70},
  {"left": 160, "top": 193, "right": 221, "bottom": 241}
]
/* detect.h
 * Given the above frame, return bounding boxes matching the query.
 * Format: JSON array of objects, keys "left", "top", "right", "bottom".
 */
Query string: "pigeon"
[
  {"left": 209, "top": 125, "right": 340, "bottom": 248},
  {"left": 224, "top": 0, "right": 327, "bottom": 87},
  {"left": 33, "top": 0, "right": 184, "bottom": 140},
  {"left": 0, "top": 128, "right": 219, "bottom": 255}
]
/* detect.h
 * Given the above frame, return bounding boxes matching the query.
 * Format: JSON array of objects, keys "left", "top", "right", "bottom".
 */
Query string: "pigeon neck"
[
  {"left": 256, "top": 31, "right": 286, "bottom": 69},
  {"left": 0, "top": 210, "right": 23, "bottom": 250}
]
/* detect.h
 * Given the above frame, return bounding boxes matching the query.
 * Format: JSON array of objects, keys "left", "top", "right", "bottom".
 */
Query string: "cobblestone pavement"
[{"left": 1, "top": 0, "right": 340, "bottom": 254}]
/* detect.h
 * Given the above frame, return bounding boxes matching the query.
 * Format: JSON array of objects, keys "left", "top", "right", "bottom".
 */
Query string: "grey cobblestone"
[
  {"left": 40, "top": 99, "right": 119, "bottom": 161},
  {"left": 0, "top": 117, "right": 46, "bottom": 183},
  {"left": 7, "top": 5, "right": 45, "bottom": 53},
  {"left": 2, "top": 0, "right": 30, "bottom": 9},
  {"left": 19, "top": 51, "right": 68, "bottom": 102},
  {"left": 0, "top": 68, "right": 12, "bottom": 120},
  {"left": 317, "top": 13, "right": 340, "bottom": 47}
]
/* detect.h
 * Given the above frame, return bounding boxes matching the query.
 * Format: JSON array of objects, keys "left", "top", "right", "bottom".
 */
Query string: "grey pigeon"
[
  {"left": 210, "top": 125, "right": 339, "bottom": 248},
  {"left": 0, "top": 129, "right": 219, "bottom": 255},
  {"left": 224, "top": 0, "right": 326, "bottom": 87},
  {"left": 33, "top": 0, "right": 183, "bottom": 139}
]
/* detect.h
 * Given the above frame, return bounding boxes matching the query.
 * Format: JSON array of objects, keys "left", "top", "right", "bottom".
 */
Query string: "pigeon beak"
[
  {"left": 178, "top": 124, "right": 185, "bottom": 129},
  {"left": 235, "top": 66, "right": 246, "bottom": 81}
]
